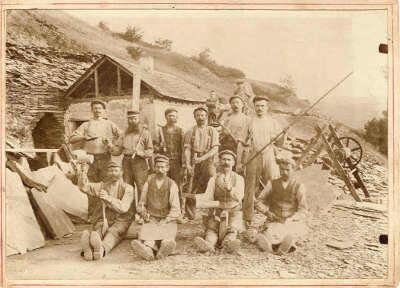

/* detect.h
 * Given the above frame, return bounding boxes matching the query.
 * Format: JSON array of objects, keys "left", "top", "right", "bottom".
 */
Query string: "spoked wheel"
[{"left": 332, "top": 136, "right": 363, "bottom": 168}]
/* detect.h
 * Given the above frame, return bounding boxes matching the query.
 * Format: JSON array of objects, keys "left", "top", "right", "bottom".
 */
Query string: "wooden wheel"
[{"left": 332, "top": 136, "right": 363, "bottom": 168}]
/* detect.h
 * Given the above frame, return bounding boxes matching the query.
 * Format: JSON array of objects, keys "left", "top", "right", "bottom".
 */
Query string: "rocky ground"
[{"left": 6, "top": 155, "right": 388, "bottom": 281}]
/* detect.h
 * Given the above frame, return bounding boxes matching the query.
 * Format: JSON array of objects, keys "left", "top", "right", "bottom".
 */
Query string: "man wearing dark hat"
[
  {"left": 70, "top": 100, "right": 122, "bottom": 217},
  {"left": 254, "top": 157, "right": 308, "bottom": 254},
  {"left": 153, "top": 107, "right": 184, "bottom": 201},
  {"left": 240, "top": 95, "right": 286, "bottom": 241},
  {"left": 220, "top": 95, "right": 251, "bottom": 159},
  {"left": 183, "top": 105, "right": 220, "bottom": 219},
  {"left": 131, "top": 154, "right": 181, "bottom": 260},
  {"left": 193, "top": 150, "right": 244, "bottom": 253},
  {"left": 77, "top": 161, "right": 134, "bottom": 261},
  {"left": 114, "top": 109, "right": 153, "bottom": 209}
]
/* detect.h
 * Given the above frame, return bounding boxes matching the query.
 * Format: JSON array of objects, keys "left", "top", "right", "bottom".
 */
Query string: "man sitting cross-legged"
[
  {"left": 254, "top": 157, "right": 308, "bottom": 254},
  {"left": 130, "top": 154, "right": 181, "bottom": 260},
  {"left": 193, "top": 150, "right": 245, "bottom": 254},
  {"left": 77, "top": 161, "right": 134, "bottom": 261}
]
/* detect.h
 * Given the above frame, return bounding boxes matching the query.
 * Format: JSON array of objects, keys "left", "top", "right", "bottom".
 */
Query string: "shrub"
[
  {"left": 126, "top": 46, "right": 144, "bottom": 60},
  {"left": 363, "top": 111, "right": 388, "bottom": 155},
  {"left": 154, "top": 38, "right": 173, "bottom": 51},
  {"left": 115, "top": 25, "right": 143, "bottom": 43}
]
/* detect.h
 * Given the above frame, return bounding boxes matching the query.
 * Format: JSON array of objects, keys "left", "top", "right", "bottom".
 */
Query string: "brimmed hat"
[
  {"left": 107, "top": 161, "right": 120, "bottom": 169},
  {"left": 193, "top": 105, "right": 208, "bottom": 114},
  {"left": 91, "top": 100, "right": 107, "bottom": 109},
  {"left": 164, "top": 107, "right": 178, "bottom": 116},
  {"left": 154, "top": 154, "right": 169, "bottom": 164},
  {"left": 219, "top": 149, "right": 236, "bottom": 160},
  {"left": 127, "top": 110, "right": 140, "bottom": 117},
  {"left": 253, "top": 95, "right": 270, "bottom": 104}
]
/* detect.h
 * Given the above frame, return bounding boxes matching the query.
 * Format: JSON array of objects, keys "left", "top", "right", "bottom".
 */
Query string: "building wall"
[{"left": 6, "top": 86, "right": 65, "bottom": 148}]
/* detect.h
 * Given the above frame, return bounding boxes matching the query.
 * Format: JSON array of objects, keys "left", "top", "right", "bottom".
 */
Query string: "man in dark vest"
[
  {"left": 130, "top": 155, "right": 181, "bottom": 260},
  {"left": 254, "top": 157, "right": 308, "bottom": 254},
  {"left": 77, "top": 161, "right": 134, "bottom": 261},
  {"left": 153, "top": 108, "right": 184, "bottom": 207},
  {"left": 193, "top": 150, "right": 245, "bottom": 253}
]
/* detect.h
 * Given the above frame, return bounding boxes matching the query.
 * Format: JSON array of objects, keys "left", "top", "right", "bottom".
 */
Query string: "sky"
[{"left": 66, "top": 9, "right": 388, "bottom": 128}]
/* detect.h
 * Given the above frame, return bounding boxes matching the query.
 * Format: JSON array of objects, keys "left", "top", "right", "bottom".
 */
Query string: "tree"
[
  {"left": 120, "top": 25, "right": 143, "bottom": 42},
  {"left": 364, "top": 110, "right": 388, "bottom": 155},
  {"left": 154, "top": 38, "right": 173, "bottom": 51},
  {"left": 98, "top": 21, "right": 110, "bottom": 32},
  {"left": 279, "top": 73, "right": 297, "bottom": 94}
]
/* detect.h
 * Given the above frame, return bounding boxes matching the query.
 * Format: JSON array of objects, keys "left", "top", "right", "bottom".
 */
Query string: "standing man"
[
  {"left": 183, "top": 105, "right": 220, "bottom": 219},
  {"left": 69, "top": 100, "right": 122, "bottom": 217},
  {"left": 153, "top": 108, "right": 184, "bottom": 199},
  {"left": 240, "top": 95, "right": 286, "bottom": 241},
  {"left": 220, "top": 95, "right": 251, "bottom": 157},
  {"left": 78, "top": 161, "right": 134, "bottom": 261},
  {"left": 254, "top": 157, "right": 308, "bottom": 254},
  {"left": 130, "top": 155, "right": 181, "bottom": 260},
  {"left": 114, "top": 110, "right": 153, "bottom": 209},
  {"left": 194, "top": 150, "right": 244, "bottom": 254}
]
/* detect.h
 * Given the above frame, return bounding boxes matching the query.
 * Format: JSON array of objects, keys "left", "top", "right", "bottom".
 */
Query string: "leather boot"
[
  {"left": 80, "top": 230, "right": 93, "bottom": 261},
  {"left": 156, "top": 240, "right": 176, "bottom": 260},
  {"left": 90, "top": 231, "right": 104, "bottom": 260},
  {"left": 131, "top": 240, "right": 155, "bottom": 261}
]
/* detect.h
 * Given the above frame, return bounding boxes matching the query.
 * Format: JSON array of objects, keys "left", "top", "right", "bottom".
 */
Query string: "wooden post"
[
  {"left": 94, "top": 68, "right": 99, "bottom": 98},
  {"left": 132, "top": 69, "right": 141, "bottom": 111},
  {"left": 117, "top": 67, "right": 121, "bottom": 96}
]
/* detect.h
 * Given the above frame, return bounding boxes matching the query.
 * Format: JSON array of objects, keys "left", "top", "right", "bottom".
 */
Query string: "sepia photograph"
[{"left": 2, "top": 1, "right": 399, "bottom": 286}]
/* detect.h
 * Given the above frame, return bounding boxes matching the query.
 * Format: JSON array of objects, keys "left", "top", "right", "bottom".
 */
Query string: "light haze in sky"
[{"left": 66, "top": 9, "right": 388, "bottom": 128}]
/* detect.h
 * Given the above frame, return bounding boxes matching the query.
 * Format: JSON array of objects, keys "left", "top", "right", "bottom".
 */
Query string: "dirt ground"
[{"left": 6, "top": 206, "right": 388, "bottom": 281}]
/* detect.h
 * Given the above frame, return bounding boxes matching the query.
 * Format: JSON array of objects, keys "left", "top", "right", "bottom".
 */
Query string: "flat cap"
[
  {"left": 154, "top": 154, "right": 170, "bottom": 164},
  {"left": 193, "top": 105, "right": 208, "bottom": 114},
  {"left": 107, "top": 161, "right": 120, "bottom": 169},
  {"left": 127, "top": 109, "right": 140, "bottom": 117},
  {"left": 219, "top": 149, "right": 236, "bottom": 160},
  {"left": 164, "top": 107, "right": 178, "bottom": 116},
  {"left": 91, "top": 100, "right": 107, "bottom": 109},
  {"left": 229, "top": 95, "right": 245, "bottom": 104},
  {"left": 253, "top": 95, "right": 270, "bottom": 103},
  {"left": 276, "top": 157, "right": 296, "bottom": 167}
]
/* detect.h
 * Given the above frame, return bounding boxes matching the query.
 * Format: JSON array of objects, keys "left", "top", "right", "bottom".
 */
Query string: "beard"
[{"left": 125, "top": 123, "right": 140, "bottom": 134}]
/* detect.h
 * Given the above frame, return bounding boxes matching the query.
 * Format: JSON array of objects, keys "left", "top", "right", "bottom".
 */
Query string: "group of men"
[{"left": 69, "top": 91, "right": 308, "bottom": 261}]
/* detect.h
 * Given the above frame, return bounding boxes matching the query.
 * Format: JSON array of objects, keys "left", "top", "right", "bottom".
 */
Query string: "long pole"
[{"left": 243, "top": 71, "right": 354, "bottom": 166}]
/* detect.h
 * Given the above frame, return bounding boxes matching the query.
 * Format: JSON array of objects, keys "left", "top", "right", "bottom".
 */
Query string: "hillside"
[{"left": 6, "top": 10, "right": 283, "bottom": 103}]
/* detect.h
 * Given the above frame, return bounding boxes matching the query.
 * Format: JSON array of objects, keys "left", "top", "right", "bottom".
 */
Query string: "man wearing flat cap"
[
  {"left": 220, "top": 95, "right": 251, "bottom": 159},
  {"left": 153, "top": 107, "right": 184, "bottom": 205},
  {"left": 70, "top": 100, "right": 122, "bottom": 218},
  {"left": 183, "top": 105, "right": 220, "bottom": 219},
  {"left": 254, "top": 156, "right": 308, "bottom": 254},
  {"left": 114, "top": 109, "right": 153, "bottom": 212},
  {"left": 241, "top": 95, "right": 287, "bottom": 241},
  {"left": 77, "top": 161, "right": 134, "bottom": 261},
  {"left": 193, "top": 150, "right": 244, "bottom": 253},
  {"left": 131, "top": 154, "right": 181, "bottom": 260}
]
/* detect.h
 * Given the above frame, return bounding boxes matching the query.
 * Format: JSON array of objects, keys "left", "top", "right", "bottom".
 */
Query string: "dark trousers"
[
  {"left": 87, "top": 153, "right": 111, "bottom": 218},
  {"left": 122, "top": 156, "right": 149, "bottom": 208}
]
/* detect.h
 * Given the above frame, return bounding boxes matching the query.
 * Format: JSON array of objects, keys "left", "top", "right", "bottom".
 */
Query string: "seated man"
[
  {"left": 254, "top": 157, "right": 308, "bottom": 254},
  {"left": 131, "top": 154, "right": 181, "bottom": 260},
  {"left": 194, "top": 150, "right": 245, "bottom": 253},
  {"left": 77, "top": 161, "right": 134, "bottom": 261}
]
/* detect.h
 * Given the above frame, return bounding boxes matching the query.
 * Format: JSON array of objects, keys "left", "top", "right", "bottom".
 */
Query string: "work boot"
[
  {"left": 80, "top": 230, "right": 93, "bottom": 261},
  {"left": 194, "top": 236, "right": 215, "bottom": 253},
  {"left": 223, "top": 238, "right": 241, "bottom": 254},
  {"left": 256, "top": 233, "right": 273, "bottom": 253},
  {"left": 131, "top": 240, "right": 155, "bottom": 261},
  {"left": 278, "top": 235, "right": 294, "bottom": 254},
  {"left": 156, "top": 240, "right": 176, "bottom": 260},
  {"left": 245, "top": 228, "right": 258, "bottom": 244},
  {"left": 90, "top": 231, "right": 104, "bottom": 260}
]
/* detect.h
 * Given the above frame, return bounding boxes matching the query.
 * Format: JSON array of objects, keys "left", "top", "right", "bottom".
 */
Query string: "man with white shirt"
[
  {"left": 239, "top": 95, "right": 286, "bottom": 241},
  {"left": 70, "top": 100, "right": 122, "bottom": 217},
  {"left": 194, "top": 150, "right": 244, "bottom": 253}
]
